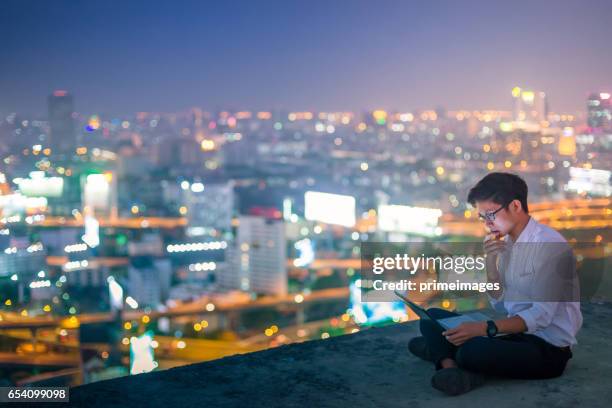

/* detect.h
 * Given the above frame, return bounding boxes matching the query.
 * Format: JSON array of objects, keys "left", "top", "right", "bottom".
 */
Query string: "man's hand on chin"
[{"left": 443, "top": 322, "right": 487, "bottom": 346}]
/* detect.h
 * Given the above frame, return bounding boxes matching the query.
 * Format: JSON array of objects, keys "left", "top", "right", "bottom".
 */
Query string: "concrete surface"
[{"left": 67, "top": 302, "right": 612, "bottom": 408}]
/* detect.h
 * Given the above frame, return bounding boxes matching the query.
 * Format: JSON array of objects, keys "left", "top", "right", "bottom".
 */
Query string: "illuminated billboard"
[
  {"left": 349, "top": 280, "right": 406, "bottom": 325},
  {"left": 0, "top": 193, "right": 48, "bottom": 216},
  {"left": 14, "top": 171, "right": 63, "bottom": 198},
  {"left": 293, "top": 238, "right": 314, "bottom": 267},
  {"left": 566, "top": 167, "right": 611, "bottom": 196},
  {"left": 377, "top": 205, "right": 442, "bottom": 236},
  {"left": 83, "top": 173, "right": 115, "bottom": 214},
  {"left": 304, "top": 191, "right": 355, "bottom": 227}
]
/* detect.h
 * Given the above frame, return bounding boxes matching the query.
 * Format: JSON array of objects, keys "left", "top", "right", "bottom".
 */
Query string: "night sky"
[{"left": 1, "top": 0, "right": 611, "bottom": 116}]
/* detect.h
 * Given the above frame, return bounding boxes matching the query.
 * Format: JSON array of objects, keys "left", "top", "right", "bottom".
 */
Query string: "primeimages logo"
[{"left": 359, "top": 277, "right": 501, "bottom": 293}]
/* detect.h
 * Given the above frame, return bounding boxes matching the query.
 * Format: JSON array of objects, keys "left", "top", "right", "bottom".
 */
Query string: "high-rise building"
[
  {"left": 128, "top": 257, "right": 172, "bottom": 308},
  {"left": 182, "top": 181, "right": 235, "bottom": 236},
  {"left": 512, "top": 87, "right": 547, "bottom": 124},
  {"left": 587, "top": 92, "right": 611, "bottom": 131},
  {"left": 225, "top": 215, "right": 287, "bottom": 296},
  {"left": 48, "top": 90, "right": 77, "bottom": 153},
  {"left": 0, "top": 235, "right": 48, "bottom": 303},
  {"left": 64, "top": 264, "right": 112, "bottom": 288}
]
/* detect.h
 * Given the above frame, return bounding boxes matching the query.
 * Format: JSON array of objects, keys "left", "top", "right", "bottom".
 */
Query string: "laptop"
[{"left": 394, "top": 290, "right": 490, "bottom": 331}]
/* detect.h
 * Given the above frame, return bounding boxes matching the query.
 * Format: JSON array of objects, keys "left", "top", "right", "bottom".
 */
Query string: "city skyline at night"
[{"left": 0, "top": 0, "right": 610, "bottom": 400}]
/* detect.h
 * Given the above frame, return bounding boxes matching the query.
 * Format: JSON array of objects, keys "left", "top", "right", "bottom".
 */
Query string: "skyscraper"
[
  {"left": 511, "top": 87, "right": 547, "bottom": 124},
  {"left": 128, "top": 257, "right": 172, "bottom": 307},
  {"left": 587, "top": 92, "right": 611, "bottom": 132},
  {"left": 48, "top": 90, "right": 76, "bottom": 153},
  {"left": 182, "top": 181, "right": 235, "bottom": 236},
  {"left": 224, "top": 216, "right": 287, "bottom": 296}
]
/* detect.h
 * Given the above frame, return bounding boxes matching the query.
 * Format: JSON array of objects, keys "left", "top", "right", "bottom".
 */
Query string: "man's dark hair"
[{"left": 467, "top": 172, "right": 529, "bottom": 213}]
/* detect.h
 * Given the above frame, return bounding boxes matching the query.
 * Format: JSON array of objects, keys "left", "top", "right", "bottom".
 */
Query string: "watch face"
[{"left": 487, "top": 321, "right": 497, "bottom": 337}]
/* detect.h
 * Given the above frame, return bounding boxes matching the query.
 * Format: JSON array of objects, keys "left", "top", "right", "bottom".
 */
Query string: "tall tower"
[
  {"left": 48, "top": 90, "right": 76, "bottom": 154},
  {"left": 230, "top": 216, "right": 287, "bottom": 296},
  {"left": 587, "top": 92, "right": 611, "bottom": 132}
]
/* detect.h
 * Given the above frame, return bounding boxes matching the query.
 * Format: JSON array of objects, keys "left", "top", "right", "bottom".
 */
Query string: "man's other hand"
[{"left": 442, "top": 322, "right": 487, "bottom": 346}]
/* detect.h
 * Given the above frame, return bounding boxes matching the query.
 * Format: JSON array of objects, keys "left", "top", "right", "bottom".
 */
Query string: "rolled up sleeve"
[
  {"left": 516, "top": 302, "right": 558, "bottom": 333},
  {"left": 487, "top": 291, "right": 506, "bottom": 313}
]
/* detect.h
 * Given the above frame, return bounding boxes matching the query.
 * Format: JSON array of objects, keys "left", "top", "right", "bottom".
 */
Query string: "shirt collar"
[{"left": 514, "top": 216, "right": 537, "bottom": 243}]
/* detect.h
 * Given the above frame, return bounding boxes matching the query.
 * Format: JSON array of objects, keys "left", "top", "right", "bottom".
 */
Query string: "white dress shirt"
[{"left": 488, "top": 217, "right": 583, "bottom": 347}]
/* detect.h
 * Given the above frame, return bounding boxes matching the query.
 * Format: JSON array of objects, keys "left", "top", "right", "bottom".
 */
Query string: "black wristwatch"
[{"left": 486, "top": 320, "right": 498, "bottom": 338}]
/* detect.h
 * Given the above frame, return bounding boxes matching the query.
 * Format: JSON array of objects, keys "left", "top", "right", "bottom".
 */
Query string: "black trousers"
[{"left": 420, "top": 308, "right": 573, "bottom": 379}]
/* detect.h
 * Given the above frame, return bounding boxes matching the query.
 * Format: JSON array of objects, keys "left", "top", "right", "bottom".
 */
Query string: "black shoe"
[
  {"left": 431, "top": 367, "right": 485, "bottom": 396},
  {"left": 408, "top": 336, "right": 434, "bottom": 362}
]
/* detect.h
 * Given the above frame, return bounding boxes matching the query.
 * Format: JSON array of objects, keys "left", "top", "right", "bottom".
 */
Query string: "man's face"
[{"left": 474, "top": 200, "right": 515, "bottom": 237}]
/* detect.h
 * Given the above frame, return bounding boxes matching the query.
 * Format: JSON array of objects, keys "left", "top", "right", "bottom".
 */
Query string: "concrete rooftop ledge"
[{"left": 68, "top": 302, "right": 612, "bottom": 408}]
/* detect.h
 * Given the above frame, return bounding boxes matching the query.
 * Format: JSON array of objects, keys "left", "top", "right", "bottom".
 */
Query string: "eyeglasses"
[{"left": 478, "top": 203, "right": 510, "bottom": 222}]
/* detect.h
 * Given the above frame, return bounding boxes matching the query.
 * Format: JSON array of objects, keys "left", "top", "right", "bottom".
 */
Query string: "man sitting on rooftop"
[{"left": 409, "top": 172, "right": 582, "bottom": 396}]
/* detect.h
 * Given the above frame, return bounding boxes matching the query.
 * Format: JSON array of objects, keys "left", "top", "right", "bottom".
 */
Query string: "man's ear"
[{"left": 509, "top": 199, "right": 523, "bottom": 213}]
